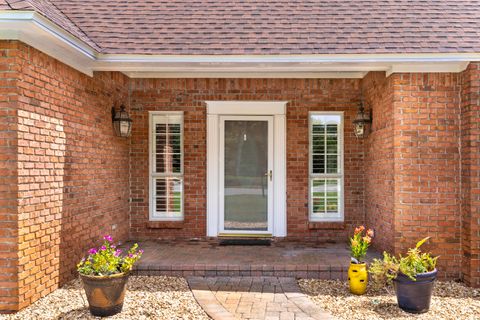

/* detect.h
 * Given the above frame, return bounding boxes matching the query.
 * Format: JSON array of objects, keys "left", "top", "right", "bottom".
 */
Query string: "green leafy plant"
[
  {"left": 350, "top": 225, "right": 374, "bottom": 263},
  {"left": 77, "top": 235, "right": 143, "bottom": 276},
  {"left": 369, "top": 237, "right": 438, "bottom": 289}
]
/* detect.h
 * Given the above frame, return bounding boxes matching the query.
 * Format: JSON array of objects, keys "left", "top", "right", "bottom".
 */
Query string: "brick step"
[{"left": 132, "top": 264, "right": 348, "bottom": 280}]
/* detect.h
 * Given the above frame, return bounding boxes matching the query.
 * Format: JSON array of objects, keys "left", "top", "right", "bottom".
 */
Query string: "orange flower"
[
  {"left": 351, "top": 239, "right": 359, "bottom": 247},
  {"left": 354, "top": 225, "right": 365, "bottom": 235},
  {"left": 367, "top": 229, "right": 374, "bottom": 237},
  {"left": 363, "top": 236, "right": 371, "bottom": 244}
]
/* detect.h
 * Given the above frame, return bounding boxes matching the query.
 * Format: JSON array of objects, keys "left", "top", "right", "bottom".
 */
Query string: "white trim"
[
  {"left": 206, "top": 101, "right": 287, "bottom": 115},
  {"left": 148, "top": 111, "right": 185, "bottom": 221},
  {"left": 206, "top": 114, "right": 219, "bottom": 236},
  {"left": 121, "top": 71, "right": 368, "bottom": 79},
  {"left": 308, "top": 112, "right": 345, "bottom": 222},
  {"left": 206, "top": 101, "right": 287, "bottom": 237},
  {"left": 273, "top": 114, "right": 287, "bottom": 236},
  {"left": 0, "top": 11, "right": 477, "bottom": 77},
  {"left": 218, "top": 116, "right": 274, "bottom": 235}
]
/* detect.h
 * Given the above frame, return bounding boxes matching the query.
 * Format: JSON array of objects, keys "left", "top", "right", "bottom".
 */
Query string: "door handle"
[{"left": 265, "top": 170, "right": 273, "bottom": 181}]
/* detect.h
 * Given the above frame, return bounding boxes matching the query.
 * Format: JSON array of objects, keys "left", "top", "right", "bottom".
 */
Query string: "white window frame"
[
  {"left": 308, "top": 111, "right": 345, "bottom": 222},
  {"left": 149, "top": 111, "right": 184, "bottom": 221}
]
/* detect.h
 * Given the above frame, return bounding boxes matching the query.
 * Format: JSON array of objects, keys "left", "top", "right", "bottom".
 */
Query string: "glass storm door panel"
[{"left": 220, "top": 117, "right": 273, "bottom": 233}]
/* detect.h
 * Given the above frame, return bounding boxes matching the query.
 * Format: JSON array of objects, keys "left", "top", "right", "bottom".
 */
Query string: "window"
[
  {"left": 309, "top": 112, "right": 344, "bottom": 221},
  {"left": 149, "top": 112, "right": 183, "bottom": 221}
]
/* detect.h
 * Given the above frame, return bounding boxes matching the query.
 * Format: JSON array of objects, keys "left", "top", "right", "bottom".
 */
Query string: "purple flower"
[
  {"left": 103, "top": 235, "right": 113, "bottom": 242},
  {"left": 88, "top": 248, "right": 97, "bottom": 255},
  {"left": 139, "top": 249, "right": 144, "bottom": 254},
  {"left": 128, "top": 253, "right": 133, "bottom": 258},
  {"left": 114, "top": 249, "right": 122, "bottom": 257},
  {"left": 100, "top": 245, "right": 107, "bottom": 251}
]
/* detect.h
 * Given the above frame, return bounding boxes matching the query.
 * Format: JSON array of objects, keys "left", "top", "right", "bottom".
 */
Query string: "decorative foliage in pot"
[
  {"left": 369, "top": 237, "right": 438, "bottom": 314},
  {"left": 77, "top": 235, "right": 143, "bottom": 317},
  {"left": 348, "top": 225, "right": 373, "bottom": 295}
]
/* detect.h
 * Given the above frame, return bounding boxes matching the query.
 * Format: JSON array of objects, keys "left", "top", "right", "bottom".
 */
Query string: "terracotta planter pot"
[
  {"left": 80, "top": 272, "right": 129, "bottom": 317},
  {"left": 393, "top": 269, "right": 437, "bottom": 314}
]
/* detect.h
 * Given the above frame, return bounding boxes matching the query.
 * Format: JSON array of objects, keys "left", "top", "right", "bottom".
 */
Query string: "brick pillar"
[
  {"left": 391, "top": 73, "right": 462, "bottom": 280},
  {"left": 461, "top": 63, "right": 480, "bottom": 287},
  {"left": 0, "top": 41, "right": 20, "bottom": 313}
]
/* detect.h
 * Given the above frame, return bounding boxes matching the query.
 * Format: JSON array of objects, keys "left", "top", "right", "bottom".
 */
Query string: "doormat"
[{"left": 219, "top": 239, "right": 271, "bottom": 246}]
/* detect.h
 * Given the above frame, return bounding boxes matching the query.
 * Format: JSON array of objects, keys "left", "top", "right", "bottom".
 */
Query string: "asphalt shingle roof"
[{"left": 3, "top": 0, "right": 480, "bottom": 55}]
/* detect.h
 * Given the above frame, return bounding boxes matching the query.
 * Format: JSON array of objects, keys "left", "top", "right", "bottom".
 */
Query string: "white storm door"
[{"left": 218, "top": 116, "right": 274, "bottom": 234}]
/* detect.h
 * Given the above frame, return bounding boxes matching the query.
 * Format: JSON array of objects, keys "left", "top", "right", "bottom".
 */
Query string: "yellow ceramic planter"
[{"left": 348, "top": 262, "right": 368, "bottom": 295}]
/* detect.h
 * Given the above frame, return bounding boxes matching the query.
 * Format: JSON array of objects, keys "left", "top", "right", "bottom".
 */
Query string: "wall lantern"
[
  {"left": 111, "top": 105, "right": 132, "bottom": 137},
  {"left": 353, "top": 101, "right": 372, "bottom": 138}
]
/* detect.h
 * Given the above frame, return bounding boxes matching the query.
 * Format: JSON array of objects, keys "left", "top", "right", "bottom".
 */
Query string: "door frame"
[
  {"left": 206, "top": 101, "right": 287, "bottom": 237},
  {"left": 218, "top": 115, "right": 274, "bottom": 235}
]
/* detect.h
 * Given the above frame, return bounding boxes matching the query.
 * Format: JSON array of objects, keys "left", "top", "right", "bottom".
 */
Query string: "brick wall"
[
  {"left": 0, "top": 41, "right": 20, "bottom": 312},
  {"left": 363, "top": 71, "right": 464, "bottom": 280},
  {"left": 392, "top": 73, "right": 462, "bottom": 280},
  {"left": 461, "top": 63, "right": 480, "bottom": 287},
  {"left": 129, "top": 78, "right": 365, "bottom": 241},
  {"left": 362, "top": 72, "right": 395, "bottom": 253},
  {"left": 0, "top": 40, "right": 131, "bottom": 311}
]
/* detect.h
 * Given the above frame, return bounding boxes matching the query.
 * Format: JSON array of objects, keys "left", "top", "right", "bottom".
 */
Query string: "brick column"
[
  {"left": 461, "top": 63, "right": 480, "bottom": 287},
  {"left": 0, "top": 41, "right": 20, "bottom": 313},
  {"left": 392, "top": 73, "right": 462, "bottom": 279}
]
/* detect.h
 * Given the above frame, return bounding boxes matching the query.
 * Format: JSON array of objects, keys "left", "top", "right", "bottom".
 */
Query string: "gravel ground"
[
  {"left": 0, "top": 276, "right": 209, "bottom": 320},
  {"left": 299, "top": 279, "right": 480, "bottom": 320}
]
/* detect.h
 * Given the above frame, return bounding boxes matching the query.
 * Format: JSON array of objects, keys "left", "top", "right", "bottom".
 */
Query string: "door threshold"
[{"left": 218, "top": 233, "right": 272, "bottom": 238}]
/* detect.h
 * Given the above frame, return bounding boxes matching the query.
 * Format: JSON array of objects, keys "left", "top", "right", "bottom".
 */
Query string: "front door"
[{"left": 219, "top": 116, "right": 274, "bottom": 235}]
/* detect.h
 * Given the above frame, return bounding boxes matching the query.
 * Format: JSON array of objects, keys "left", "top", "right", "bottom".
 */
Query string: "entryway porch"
[{"left": 129, "top": 240, "right": 381, "bottom": 279}]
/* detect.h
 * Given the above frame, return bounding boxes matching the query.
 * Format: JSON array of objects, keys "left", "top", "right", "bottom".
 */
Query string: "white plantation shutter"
[
  {"left": 149, "top": 112, "right": 184, "bottom": 220},
  {"left": 309, "top": 113, "right": 344, "bottom": 221}
]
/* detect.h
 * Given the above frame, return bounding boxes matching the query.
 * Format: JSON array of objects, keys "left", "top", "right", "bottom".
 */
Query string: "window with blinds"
[
  {"left": 309, "top": 113, "right": 344, "bottom": 221},
  {"left": 149, "top": 112, "right": 183, "bottom": 221}
]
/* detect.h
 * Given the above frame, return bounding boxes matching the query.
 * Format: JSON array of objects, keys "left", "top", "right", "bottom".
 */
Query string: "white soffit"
[{"left": 0, "top": 11, "right": 478, "bottom": 78}]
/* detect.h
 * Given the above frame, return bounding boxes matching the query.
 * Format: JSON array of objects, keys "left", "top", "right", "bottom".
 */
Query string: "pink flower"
[
  {"left": 88, "top": 248, "right": 97, "bottom": 255},
  {"left": 100, "top": 245, "right": 107, "bottom": 251},
  {"left": 139, "top": 249, "right": 144, "bottom": 254},
  {"left": 114, "top": 249, "right": 122, "bottom": 257},
  {"left": 103, "top": 235, "right": 113, "bottom": 242}
]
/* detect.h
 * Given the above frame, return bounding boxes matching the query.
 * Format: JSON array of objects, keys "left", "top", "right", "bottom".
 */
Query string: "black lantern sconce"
[
  {"left": 353, "top": 101, "right": 372, "bottom": 138},
  {"left": 111, "top": 105, "right": 132, "bottom": 137}
]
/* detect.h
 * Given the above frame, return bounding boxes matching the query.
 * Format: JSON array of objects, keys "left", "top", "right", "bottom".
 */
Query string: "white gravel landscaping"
[
  {"left": 0, "top": 276, "right": 209, "bottom": 320},
  {"left": 299, "top": 279, "right": 480, "bottom": 320}
]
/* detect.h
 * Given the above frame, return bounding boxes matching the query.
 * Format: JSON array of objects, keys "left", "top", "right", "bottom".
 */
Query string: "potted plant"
[
  {"left": 369, "top": 237, "right": 438, "bottom": 314},
  {"left": 77, "top": 235, "right": 143, "bottom": 317},
  {"left": 348, "top": 225, "right": 373, "bottom": 295}
]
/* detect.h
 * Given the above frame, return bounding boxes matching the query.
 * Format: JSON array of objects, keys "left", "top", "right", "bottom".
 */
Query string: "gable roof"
[{"left": 2, "top": 0, "right": 480, "bottom": 55}]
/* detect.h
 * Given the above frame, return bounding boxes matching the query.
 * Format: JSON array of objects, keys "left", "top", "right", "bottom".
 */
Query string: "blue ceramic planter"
[{"left": 393, "top": 269, "right": 437, "bottom": 314}]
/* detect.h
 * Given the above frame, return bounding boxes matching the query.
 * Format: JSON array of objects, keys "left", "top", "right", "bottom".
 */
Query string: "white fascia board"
[
  {"left": 96, "top": 52, "right": 480, "bottom": 64},
  {"left": 0, "top": 11, "right": 96, "bottom": 76},
  {"left": 0, "top": 11, "right": 478, "bottom": 78}
]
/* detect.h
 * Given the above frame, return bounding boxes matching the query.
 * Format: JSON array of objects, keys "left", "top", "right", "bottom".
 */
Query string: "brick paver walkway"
[{"left": 188, "top": 277, "right": 334, "bottom": 320}]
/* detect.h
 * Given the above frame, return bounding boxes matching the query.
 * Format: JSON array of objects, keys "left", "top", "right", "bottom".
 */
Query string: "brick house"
[{"left": 0, "top": 0, "right": 479, "bottom": 313}]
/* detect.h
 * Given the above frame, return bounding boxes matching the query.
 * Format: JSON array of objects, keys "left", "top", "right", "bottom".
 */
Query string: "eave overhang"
[{"left": 0, "top": 11, "right": 476, "bottom": 78}]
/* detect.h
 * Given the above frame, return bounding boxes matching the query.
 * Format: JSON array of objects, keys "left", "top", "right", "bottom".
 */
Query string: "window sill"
[
  {"left": 147, "top": 221, "right": 184, "bottom": 229},
  {"left": 308, "top": 221, "right": 345, "bottom": 230}
]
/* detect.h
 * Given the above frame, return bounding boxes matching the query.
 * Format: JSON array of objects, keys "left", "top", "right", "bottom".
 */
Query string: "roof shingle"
[{"left": 3, "top": 0, "right": 480, "bottom": 55}]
